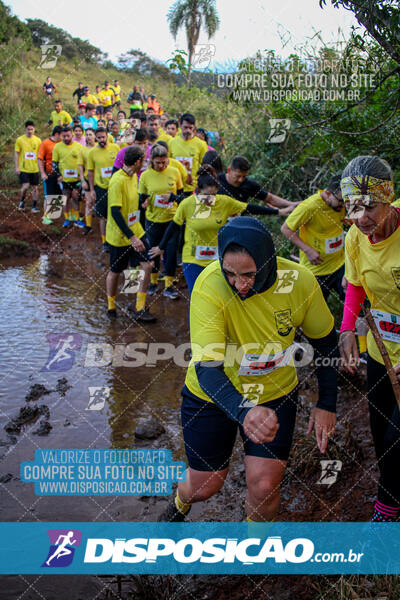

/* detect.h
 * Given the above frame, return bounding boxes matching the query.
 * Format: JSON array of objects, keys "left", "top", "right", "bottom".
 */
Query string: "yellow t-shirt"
[
  {"left": 87, "top": 144, "right": 119, "bottom": 189},
  {"left": 185, "top": 256, "right": 334, "bottom": 404},
  {"left": 169, "top": 157, "right": 188, "bottom": 185},
  {"left": 50, "top": 110, "right": 72, "bottom": 126},
  {"left": 173, "top": 194, "right": 247, "bottom": 266},
  {"left": 111, "top": 85, "right": 121, "bottom": 102},
  {"left": 82, "top": 94, "right": 98, "bottom": 105},
  {"left": 138, "top": 166, "right": 183, "bottom": 223},
  {"left": 106, "top": 169, "right": 144, "bottom": 246},
  {"left": 156, "top": 130, "right": 172, "bottom": 144},
  {"left": 78, "top": 145, "right": 95, "bottom": 178},
  {"left": 392, "top": 198, "right": 400, "bottom": 208},
  {"left": 52, "top": 141, "right": 81, "bottom": 182},
  {"left": 285, "top": 192, "right": 345, "bottom": 276},
  {"left": 168, "top": 135, "right": 208, "bottom": 192},
  {"left": 345, "top": 221, "right": 400, "bottom": 366},
  {"left": 98, "top": 89, "right": 113, "bottom": 107},
  {"left": 14, "top": 135, "right": 41, "bottom": 173}
]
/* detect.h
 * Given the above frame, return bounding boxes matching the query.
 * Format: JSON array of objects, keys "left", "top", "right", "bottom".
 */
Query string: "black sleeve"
[
  {"left": 112, "top": 166, "right": 120, "bottom": 175},
  {"left": 110, "top": 205, "right": 134, "bottom": 240},
  {"left": 195, "top": 362, "right": 249, "bottom": 424},
  {"left": 305, "top": 327, "right": 338, "bottom": 413},
  {"left": 245, "top": 203, "right": 279, "bottom": 216},
  {"left": 246, "top": 178, "right": 269, "bottom": 201},
  {"left": 159, "top": 220, "right": 181, "bottom": 250},
  {"left": 139, "top": 193, "right": 149, "bottom": 208},
  {"left": 72, "top": 89, "right": 77, "bottom": 98}
]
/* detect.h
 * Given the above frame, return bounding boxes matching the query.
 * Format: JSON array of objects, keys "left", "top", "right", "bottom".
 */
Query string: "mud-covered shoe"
[
  {"left": 128, "top": 307, "right": 157, "bottom": 322},
  {"left": 163, "top": 285, "right": 180, "bottom": 300},
  {"left": 158, "top": 498, "right": 191, "bottom": 522},
  {"left": 146, "top": 283, "right": 158, "bottom": 296}
]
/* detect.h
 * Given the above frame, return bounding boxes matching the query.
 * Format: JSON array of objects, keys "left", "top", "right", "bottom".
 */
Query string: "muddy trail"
[{"left": 0, "top": 190, "right": 381, "bottom": 599}]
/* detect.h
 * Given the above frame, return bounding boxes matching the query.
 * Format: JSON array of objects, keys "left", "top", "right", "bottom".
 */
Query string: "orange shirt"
[{"left": 37, "top": 138, "right": 57, "bottom": 173}]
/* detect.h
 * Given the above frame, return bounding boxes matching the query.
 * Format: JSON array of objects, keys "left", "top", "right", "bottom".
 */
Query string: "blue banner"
[{"left": 0, "top": 522, "right": 399, "bottom": 574}]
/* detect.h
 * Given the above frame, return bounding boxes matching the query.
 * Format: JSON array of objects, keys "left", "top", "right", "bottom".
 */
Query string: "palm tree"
[{"left": 167, "top": 0, "right": 220, "bottom": 86}]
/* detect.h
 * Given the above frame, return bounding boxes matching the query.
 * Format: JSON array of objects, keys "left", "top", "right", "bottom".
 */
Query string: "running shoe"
[
  {"left": 158, "top": 271, "right": 166, "bottom": 281},
  {"left": 128, "top": 307, "right": 157, "bottom": 322},
  {"left": 74, "top": 219, "right": 86, "bottom": 228},
  {"left": 18, "top": 201, "right": 25, "bottom": 211},
  {"left": 146, "top": 283, "right": 158, "bottom": 296},
  {"left": 107, "top": 309, "right": 117, "bottom": 320},
  {"left": 102, "top": 242, "right": 110, "bottom": 253},
  {"left": 31, "top": 206, "right": 40, "bottom": 214},
  {"left": 163, "top": 285, "right": 180, "bottom": 300},
  {"left": 62, "top": 219, "right": 71, "bottom": 228},
  {"left": 42, "top": 217, "right": 52, "bottom": 225},
  {"left": 158, "top": 497, "right": 191, "bottom": 522},
  {"left": 82, "top": 226, "right": 92, "bottom": 235}
]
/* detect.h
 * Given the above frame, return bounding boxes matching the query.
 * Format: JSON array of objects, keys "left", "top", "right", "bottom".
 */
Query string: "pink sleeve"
[
  {"left": 113, "top": 147, "right": 126, "bottom": 169},
  {"left": 340, "top": 282, "right": 366, "bottom": 332}
]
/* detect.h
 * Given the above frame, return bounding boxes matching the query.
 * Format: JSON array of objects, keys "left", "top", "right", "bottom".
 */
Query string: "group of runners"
[{"left": 13, "top": 85, "right": 400, "bottom": 524}]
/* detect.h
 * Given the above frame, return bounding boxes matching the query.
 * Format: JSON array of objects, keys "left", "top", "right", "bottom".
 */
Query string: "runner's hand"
[
  {"left": 15, "top": 168, "right": 20, "bottom": 175},
  {"left": 149, "top": 246, "right": 162, "bottom": 258},
  {"left": 186, "top": 173, "right": 193, "bottom": 186},
  {"left": 339, "top": 330, "right": 359, "bottom": 374},
  {"left": 142, "top": 198, "right": 149, "bottom": 209},
  {"left": 304, "top": 247, "right": 322, "bottom": 265},
  {"left": 307, "top": 407, "right": 336, "bottom": 453},
  {"left": 278, "top": 206, "right": 293, "bottom": 217},
  {"left": 243, "top": 406, "right": 279, "bottom": 444},
  {"left": 41, "top": 174, "right": 48, "bottom": 181},
  {"left": 130, "top": 236, "right": 145, "bottom": 252}
]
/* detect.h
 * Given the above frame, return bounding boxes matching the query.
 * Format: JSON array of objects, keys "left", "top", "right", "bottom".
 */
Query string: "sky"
[{"left": 8, "top": 0, "right": 359, "bottom": 68}]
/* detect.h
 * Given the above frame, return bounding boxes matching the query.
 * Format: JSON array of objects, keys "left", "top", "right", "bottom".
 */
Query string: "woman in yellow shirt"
[{"left": 339, "top": 155, "right": 400, "bottom": 522}]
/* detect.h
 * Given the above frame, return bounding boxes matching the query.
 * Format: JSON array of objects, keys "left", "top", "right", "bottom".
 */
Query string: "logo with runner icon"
[
  {"left": 42, "top": 529, "right": 82, "bottom": 567},
  {"left": 86, "top": 386, "right": 111, "bottom": 411},
  {"left": 42, "top": 334, "right": 82, "bottom": 372},
  {"left": 239, "top": 383, "right": 264, "bottom": 407},
  {"left": 45, "top": 195, "right": 67, "bottom": 220},
  {"left": 274, "top": 269, "right": 299, "bottom": 294},
  {"left": 122, "top": 268, "right": 145, "bottom": 294},
  {"left": 268, "top": 119, "right": 291, "bottom": 144},
  {"left": 38, "top": 45, "right": 62, "bottom": 69},
  {"left": 192, "top": 44, "right": 216, "bottom": 69},
  {"left": 317, "top": 460, "right": 342, "bottom": 486}
]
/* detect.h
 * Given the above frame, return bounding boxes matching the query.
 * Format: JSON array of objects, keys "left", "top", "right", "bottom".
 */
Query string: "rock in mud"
[
  {"left": 56, "top": 377, "right": 71, "bottom": 395},
  {"left": 134, "top": 417, "right": 166, "bottom": 440},
  {"left": 32, "top": 420, "right": 52, "bottom": 436},
  {"left": 4, "top": 405, "right": 50, "bottom": 434},
  {"left": 25, "top": 383, "right": 51, "bottom": 402}
]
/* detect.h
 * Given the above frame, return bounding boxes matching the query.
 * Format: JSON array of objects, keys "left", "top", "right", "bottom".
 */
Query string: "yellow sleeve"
[
  {"left": 190, "top": 282, "right": 226, "bottom": 362},
  {"left": 285, "top": 200, "right": 314, "bottom": 231},
  {"left": 65, "top": 112, "right": 72, "bottom": 123},
  {"left": 107, "top": 178, "right": 123, "bottom": 208},
  {"left": 14, "top": 138, "right": 21, "bottom": 152},
  {"left": 175, "top": 169, "right": 183, "bottom": 190},
  {"left": 299, "top": 274, "right": 334, "bottom": 339},
  {"left": 52, "top": 144, "right": 59, "bottom": 162},
  {"left": 176, "top": 160, "right": 187, "bottom": 184},
  {"left": 344, "top": 226, "right": 361, "bottom": 286},
  {"left": 224, "top": 196, "right": 247, "bottom": 216},
  {"left": 199, "top": 140, "right": 208, "bottom": 162},
  {"left": 173, "top": 200, "right": 187, "bottom": 226},
  {"left": 138, "top": 173, "right": 147, "bottom": 194},
  {"left": 87, "top": 149, "right": 95, "bottom": 171},
  {"left": 78, "top": 148, "right": 85, "bottom": 166}
]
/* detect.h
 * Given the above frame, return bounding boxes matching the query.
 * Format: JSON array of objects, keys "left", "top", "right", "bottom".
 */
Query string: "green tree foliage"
[
  {"left": 26, "top": 18, "right": 107, "bottom": 63},
  {"left": 117, "top": 49, "right": 172, "bottom": 79},
  {"left": 167, "top": 0, "right": 219, "bottom": 86}
]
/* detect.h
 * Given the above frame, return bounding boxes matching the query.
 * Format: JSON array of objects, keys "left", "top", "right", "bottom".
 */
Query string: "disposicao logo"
[{"left": 42, "top": 529, "right": 82, "bottom": 567}]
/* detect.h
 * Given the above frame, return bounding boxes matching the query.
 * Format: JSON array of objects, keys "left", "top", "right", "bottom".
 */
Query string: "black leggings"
[
  {"left": 145, "top": 219, "right": 179, "bottom": 277},
  {"left": 367, "top": 354, "right": 400, "bottom": 505}
]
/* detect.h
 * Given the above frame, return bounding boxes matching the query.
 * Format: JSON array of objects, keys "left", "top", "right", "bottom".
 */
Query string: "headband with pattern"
[{"left": 341, "top": 175, "right": 394, "bottom": 204}]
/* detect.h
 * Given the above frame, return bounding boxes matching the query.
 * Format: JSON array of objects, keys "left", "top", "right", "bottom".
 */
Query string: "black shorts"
[
  {"left": 19, "top": 172, "right": 39, "bottom": 186},
  {"left": 181, "top": 386, "right": 299, "bottom": 471},
  {"left": 316, "top": 264, "right": 345, "bottom": 302},
  {"left": 109, "top": 238, "right": 151, "bottom": 273},
  {"left": 43, "top": 174, "right": 61, "bottom": 196},
  {"left": 96, "top": 105, "right": 104, "bottom": 115},
  {"left": 94, "top": 185, "right": 108, "bottom": 218}
]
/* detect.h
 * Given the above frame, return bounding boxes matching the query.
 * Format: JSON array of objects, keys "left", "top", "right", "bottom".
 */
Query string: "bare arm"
[
  {"left": 88, "top": 170, "right": 95, "bottom": 192},
  {"left": 38, "top": 158, "right": 46, "bottom": 180},
  {"left": 266, "top": 192, "right": 300, "bottom": 209},
  {"left": 14, "top": 151, "right": 20, "bottom": 174},
  {"left": 281, "top": 222, "right": 322, "bottom": 265}
]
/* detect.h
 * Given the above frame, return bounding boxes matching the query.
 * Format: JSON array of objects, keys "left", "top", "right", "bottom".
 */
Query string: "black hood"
[{"left": 218, "top": 216, "right": 277, "bottom": 299}]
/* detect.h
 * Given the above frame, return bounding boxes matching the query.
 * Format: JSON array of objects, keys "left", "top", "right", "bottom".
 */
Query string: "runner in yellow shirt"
[
  {"left": 14, "top": 120, "right": 41, "bottom": 212},
  {"left": 150, "top": 165, "right": 288, "bottom": 295},
  {"left": 158, "top": 215, "right": 338, "bottom": 522},
  {"left": 106, "top": 146, "right": 156, "bottom": 322},
  {"left": 281, "top": 174, "right": 346, "bottom": 301},
  {"left": 48, "top": 100, "right": 72, "bottom": 127},
  {"left": 98, "top": 81, "right": 115, "bottom": 111},
  {"left": 338, "top": 155, "right": 400, "bottom": 522},
  {"left": 110, "top": 79, "right": 121, "bottom": 109},
  {"left": 78, "top": 128, "right": 96, "bottom": 235},
  {"left": 168, "top": 113, "right": 208, "bottom": 194},
  {"left": 87, "top": 128, "right": 119, "bottom": 251},
  {"left": 81, "top": 86, "right": 98, "bottom": 106},
  {"left": 52, "top": 126, "right": 82, "bottom": 227},
  {"left": 139, "top": 144, "right": 184, "bottom": 299},
  {"left": 147, "top": 114, "right": 172, "bottom": 145}
]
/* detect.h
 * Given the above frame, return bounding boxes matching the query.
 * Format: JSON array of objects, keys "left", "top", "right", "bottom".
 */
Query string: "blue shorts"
[{"left": 181, "top": 385, "right": 298, "bottom": 471}]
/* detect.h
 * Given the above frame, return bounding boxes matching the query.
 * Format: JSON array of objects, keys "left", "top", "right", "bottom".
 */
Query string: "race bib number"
[
  {"left": 101, "top": 166, "right": 113, "bottom": 178},
  {"left": 176, "top": 157, "right": 192, "bottom": 172},
  {"left": 64, "top": 169, "right": 77, "bottom": 178},
  {"left": 128, "top": 210, "right": 140, "bottom": 226},
  {"left": 238, "top": 345, "right": 297, "bottom": 376},
  {"left": 154, "top": 194, "right": 173, "bottom": 209},
  {"left": 25, "top": 152, "right": 36, "bottom": 160},
  {"left": 325, "top": 233, "right": 344, "bottom": 254},
  {"left": 371, "top": 309, "right": 400, "bottom": 343},
  {"left": 195, "top": 245, "right": 218, "bottom": 260}
]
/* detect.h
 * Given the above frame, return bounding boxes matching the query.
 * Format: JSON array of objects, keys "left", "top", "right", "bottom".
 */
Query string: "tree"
[
  {"left": 167, "top": 0, "right": 219, "bottom": 86},
  {"left": 117, "top": 49, "right": 171, "bottom": 79},
  {"left": 320, "top": 0, "right": 400, "bottom": 64}
]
